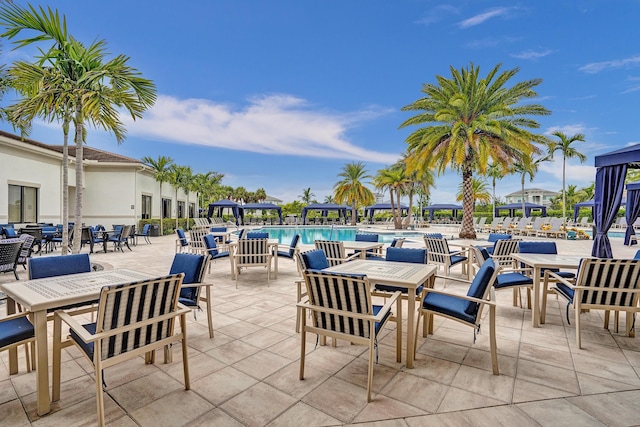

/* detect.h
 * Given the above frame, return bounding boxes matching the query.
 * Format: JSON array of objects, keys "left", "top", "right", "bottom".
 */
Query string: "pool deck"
[{"left": 2, "top": 230, "right": 640, "bottom": 426}]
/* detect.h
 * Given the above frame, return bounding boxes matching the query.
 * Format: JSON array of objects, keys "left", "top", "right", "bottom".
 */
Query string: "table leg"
[
  {"left": 34, "top": 310, "right": 51, "bottom": 415},
  {"left": 532, "top": 266, "right": 541, "bottom": 328},
  {"left": 406, "top": 289, "right": 415, "bottom": 369},
  {"left": 274, "top": 250, "right": 278, "bottom": 279},
  {"left": 396, "top": 296, "right": 402, "bottom": 363},
  {"left": 6, "top": 297, "right": 18, "bottom": 375}
]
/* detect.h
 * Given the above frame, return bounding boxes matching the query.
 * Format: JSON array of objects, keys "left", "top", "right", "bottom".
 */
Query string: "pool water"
[{"left": 252, "top": 226, "right": 425, "bottom": 244}]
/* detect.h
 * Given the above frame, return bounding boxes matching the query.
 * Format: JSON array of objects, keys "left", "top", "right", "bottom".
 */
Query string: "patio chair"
[
  {"left": 414, "top": 258, "right": 499, "bottom": 375},
  {"left": 107, "top": 225, "right": 132, "bottom": 252},
  {"left": 349, "top": 233, "right": 380, "bottom": 257},
  {"left": 485, "top": 233, "right": 511, "bottom": 255},
  {"left": 423, "top": 236, "right": 468, "bottom": 283},
  {"left": 365, "top": 237, "right": 406, "bottom": 261},
  {"left": 15, "top": 234, "right": 36, "bottom": 270},
  {"left": 518, "top": 241, "right": 576, "bottom": 280},
  {"left": 490, "top": 238, "right": 520, "bottom": 269},
  {"left": 52, "top": 274, "right": 189, "bottom": 427},
  {"left": 546, "top": 258, "right": 640, "bottom": 348},
  {"left": 188, "top": 226, "right": 209, "bottom": 254},
  {"left": 276, "top": 234, "right": 300, "bottom": 262},
  {"left": 0, "top": 311, "right": 35, "bottom": 373},
  {"left": 201, "top": 234, "right": 230, "bottom": 274},
  {"left": 474, "top": 217, "right": 487, "bottom": 232},
  {"left": 537, "top": 217, "right": 566, "bottom": 239},
  {"left": 314, "top": 240, "right": 360, "bottom": 267},
  {"left": 524, "top": 217, "right": 545, "bottom": 236},
  {"left": 135, "top": 223, "right": 152, "bottom": 244},
  {"left": 295, "top": 249, "right": 330, "bottom": 332},
  {"left": 232, "top": 237, "right": 272, "bottom": 287},
  {"left": 2, "top": 225, "right": 19, "bottom": 239},
  {"left": 298, "top": 269, "right": 400, "bottom": 402},
  {"left": 19, "top": 227, "right": 43, "bottom": 254},
  {"left": 170, "top": 253, "right": 215, "bottom": 338},
  {"left": 28, "top": 253, "right": 92, "bottom": 279},
  {"left": 0, "top": 239, "right": 24, "bottom": 280},
  {"left": 175, "top": 228, "right": 189, "bottom": 253}
]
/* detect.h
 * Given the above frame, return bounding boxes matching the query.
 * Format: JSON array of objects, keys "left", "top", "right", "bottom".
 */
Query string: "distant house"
[
  {"left": 504, "top": 187, "right": 559, "bottom": 206},
  {"left": 0, "top": 129, "right": 191, "bottom": 227},
  {"left": 264, "top": 194, "right": 283, "bottom": 204}
]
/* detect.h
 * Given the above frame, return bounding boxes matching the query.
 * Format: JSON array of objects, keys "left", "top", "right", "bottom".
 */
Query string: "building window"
[
  {"left": 177, "top": 201, "right": 185, "bottom": 218},
  {"left": 162, "top": 198, "right": 171, "bottom": 218},
  {"left": 141, "top": 195, "right": 152, "bottom": 219},
  {"left": 8, "top": 184, "right": 38, "bottom": 223},
  {"left": 189, "top": 202, "right": 195, "bottom": 218}
]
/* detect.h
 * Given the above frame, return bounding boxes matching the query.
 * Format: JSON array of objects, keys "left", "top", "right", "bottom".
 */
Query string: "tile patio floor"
[{"left": 2, "top": 229, "right": 640, "bottom": 426}]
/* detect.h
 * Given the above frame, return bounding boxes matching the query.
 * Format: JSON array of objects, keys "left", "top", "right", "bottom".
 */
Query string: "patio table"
[
  {"left": 325, "top": 259, "right": 436, "bottom": 368},
  {"left": 511, "top": 253, "right": 584, "bottom": 327},
  {"left": 447, "top": 239, "right": 493, "bottom": 281},
  {"left": 1, "top": 268, "right": 154, "bottom": 416},
  {"left": 342, "top": 240, "right": 384, "bottom": 259}
]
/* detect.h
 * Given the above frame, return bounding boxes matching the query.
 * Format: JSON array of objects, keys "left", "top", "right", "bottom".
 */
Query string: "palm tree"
[
  {"left": 373, "top": 166, "right": 406, "bottom": 229},
  {"left": 180, "top": 166, "right": 193, "bottom": 222},
  {"left": 548, "top": 131, "right": 586, "bottom": 227},
  {"left": 400, "top": 62, "right": 550, "bottom": 238},
  {"left": 167, "top": 165, "right": 191, "bottom": 230},
  {"left": 486, "top": 163, "right": 504, "bottom": 218},
  {"left": 142, "top": 155, "right": 174, "bottom": 219},
  {"left": 577, "top": 182, "right": 595, "bottom": 201},
  {"left": 0, "top": 4, "right": 157, "bottom": 252},
  {"left": 324, "top": 195, "right": 335, "bottom": 204},
  {"left": 299, "top": 187, "right": 315, "bottom": 205},
  {"left": 255, "top": 188, "right": 267, "bottom": 202},
  {"left": 456, "top": 178, "right": 491, "bottom": 206},
  {"left": 334, "top": 162, "right": 375, "bottom": 226},
  {"left": 512, "top": 155, "right": 550, "bottom": 216}
]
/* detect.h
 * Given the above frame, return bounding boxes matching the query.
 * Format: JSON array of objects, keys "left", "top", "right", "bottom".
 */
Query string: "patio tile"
[
  {"left": 108, "top": 369, "right": 185, "bottom": 412},
  {"left": 352, "top": 394, "right": 426, "bottom": 423},
  {"left": 129, "top": 389, "right": 213, "bottom": 427},
  {"left": 191, "top": 408, "right": 246, "bottom": 427},
  {"left": 303, "top": 377, "right": 373, "bottom": 423},
  {"left": 512, "top": 378, "right": 576, "bottom": 403},
  {"left": 268, "top": 401, "right": 342, "bottom": 427},
  {"left": 567, "top": 390, "right": 640, "bottom": 426},
  {"left": 406, "top": 405, "right": 539, "bottom": 426},
  {"left": 517, "top": 399, "right": 605, "bottom": 426},
  {"left": 232, "top": 349, "right": 293, "bottom": 380},
  {"left": 191, "top": 366, "right": 258, "bottom": 405},
  {"left": 380, "top": 371, "right": 449, "bottom": 413},
  {"left": 450, "top": 365, "right": 514, "bottom": 403},
  {"left": 515, "top": 359, "right": 580, "bottom": 395},
  {"left": 205, "top": 339, "right": 261, "bottom": 365},
  {"left": 220, "top": 382, "right": 297, "bottom": 427},
  {"left": 0, "top": 399, "right": 30, "bottom": 427}
]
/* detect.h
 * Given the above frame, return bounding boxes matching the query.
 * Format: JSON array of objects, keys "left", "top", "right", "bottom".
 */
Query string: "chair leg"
[
  {"left": 489, "top": 305, "right": 499, "bottom": 375},
  {"left": 95, "top": 362, "right": 106, "bottom": 427},
  {"left": 367, "top": 338, "right": 375, "bottom": 403},
  {"left": 299, "top": 314, "right": 307, "bottom": 380},
  {"left": 205, "top": 287, "right": 214, "bottom": 339},
  {"left": 180, "top": 313, "right": 191, "bottom": 389}
]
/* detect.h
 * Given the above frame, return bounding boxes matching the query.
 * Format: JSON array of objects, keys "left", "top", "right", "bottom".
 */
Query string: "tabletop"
[
  {"left": 511, "top": 253, "right": 586, "bottom": 268},
  {"left": 1, "top": 269, "right": 153, "bottom": 312},
  {"left": 325, "top": 259, "right": 436, "bottom": 287}
]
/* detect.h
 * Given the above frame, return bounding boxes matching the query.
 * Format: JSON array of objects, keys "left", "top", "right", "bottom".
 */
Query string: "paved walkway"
[{"left": 2, "top": 231, "right": 640, "bottom": 426}]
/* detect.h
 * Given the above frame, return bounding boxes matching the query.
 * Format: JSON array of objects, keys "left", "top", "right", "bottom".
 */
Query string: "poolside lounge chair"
[
  {"left": 525, "top": 217, "right": 545, "bottom": 236},
  {"left": 474, "top": 217, "right": 487, "bottom": 232},
  {"left": 299, "top": 269, "right": 400, "bottom": 402},
  {"left": 537, "top": 217, "right": 566, "bottom": 238}
]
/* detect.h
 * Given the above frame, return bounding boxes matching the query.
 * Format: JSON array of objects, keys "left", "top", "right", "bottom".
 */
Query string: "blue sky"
[{"left": 1, "top": 1, "right": 639, "bottom": 204}]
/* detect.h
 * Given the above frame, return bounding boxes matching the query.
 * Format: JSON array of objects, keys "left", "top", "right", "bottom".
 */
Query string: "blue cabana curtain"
[
  {"left": 592, "top": 164, "right": 627, "bottom": 257},
  {"left": 624, "top": 183, "right": 640, "bottom": 245}
]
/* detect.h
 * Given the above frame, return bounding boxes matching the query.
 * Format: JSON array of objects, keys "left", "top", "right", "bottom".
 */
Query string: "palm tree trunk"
[
  {"left": 175, "top": 189, "right": 179, "bottom": 230},
  {"left": 351, "top": 205, "right": 357, "bottom": 225},
  {"left": 61, "top": 119, "right": 70, "bottom": 255},
  {"left": 407, "top": 189, "right": 414, "bottom": 228},
  {"left": 460, "top": 167, "right": 476, "bottom": 239},
  {"left": 395, "top": 191, "right": 402, "bottom": 230},
  {"left": 71, "top": 108, "right": 84, "bottom": 254},
  {"left": 562, "top": 157, "right": 567, "bottom": 232}
]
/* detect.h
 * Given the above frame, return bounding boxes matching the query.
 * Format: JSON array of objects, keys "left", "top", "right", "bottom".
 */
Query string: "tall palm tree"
[
  {"left": 0, "top": 3, "right": 157, "bottom": 252},
  {"left": 324, "top": 195, "right": 335, "bottom": 204},
  {"left": 142, "top": 155, "right": 174, "bottom": 219},
  {"left": 548, "top": 131, "right": 586, "bottom": 227},
  {"left": 373, "top": 166, "right": 406, "bottom": 229},
  {"left": 400, "top": 62, "right": 550, "bottom": 238},
  {"left": 512, "top": 155, "right": 549, "bottom": 216},
  {"left": 180, "top": 166, "right": 193, "bottom": 222},
  {"left": 486, "top": 163, "right": 503, "bottom": 218},
  {"left": 456, "top": 178, "right": 491, "bottom": 206},
  {"left": 299, "top": 187, "right": 315, "bottom": 205},
  {"left": 168, "top": 165, "right": 190, "bottom": 230},
  {"left": 255, "top": 188, "right": 267, "bottom": 202},
  {"left": 334, "top": 162, "right": 375, "bottom": 226}
]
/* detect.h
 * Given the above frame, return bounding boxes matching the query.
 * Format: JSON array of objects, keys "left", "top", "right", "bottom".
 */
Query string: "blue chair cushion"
[
  {"left": 376, "top": 283, "right": 424, "bottom": 295},
  {"left": 385, "top": 248, "right": 426, "bottom": 264},
  {"left": 176, "top": 229, "right": 188, "bottom": 246},
  {"left": 475, "top": 246, "right": 490, "bottom": 261},
  {"left": 554, "top": 282, "right": 574, "bottom": 302},
  {"left": 70, "top": 323, "right": 96, "bottom": 359},
  {"left": 425, "top": 233, "right": 443, "bottom": 239},
  {"left": 355, "top": 234, "right": 379, "bottom": 242},
  {"left": 4, "top": 228, "right": 17, "bottom": 238},
  {"left": 29, "top": 254, "right": 91, "bottom": 279},
  {"left": 212, "top": 251, "right": 230, "bottom": 260},
  {"left": 0, "top": 316, "right": 34, "bottom": 348},
  {"left": 635, "top": 250, "right": 640, "bottom": 260},
  {"left": 422, "top": 292, "right": 476, "bottom": 324},
  {"left": 170, "top": 253, "right": 205, "bottom": 285},
  {"left": 450, "top": 255, "right": 467, "bottom": 266},
  {"left": 365, "top": 253, "right": 385, "bottom": 260},
  {"left": 488, "top": 233, "right": 511, "bottom": 243},
  {"left": 485, "top": 246, "right": 494, "bottom": 255},
  {"left": 494, "top": 272, "right": 533, "bottom": 289},
  {"left": 373, "top": 304, "right": 392, "bottom": 335},
  {"left": 246, "top": 232, "right": 269, "bottom": 239},
  {"left": 203, "top": 235, "right": 220, "bottom": 256},
  {"left": 464, "top": 259, "right": 495, "bottom": 315},
  {"left": 301, "top": 250, "right": 330, "bottom": 270},
  {"left": 518, "top": 241, "right": 557, "bottom": 254}
]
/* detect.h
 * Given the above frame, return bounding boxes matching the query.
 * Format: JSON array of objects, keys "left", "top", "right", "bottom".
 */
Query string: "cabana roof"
[
  {"left": 239, "top": 203, "right": 283, "bottom": 224},
  {"left": 301, "top": 203, "right": 349, "bottom": 224},
  {"left": 206, "top": 199, "right": 240, "bottom": 222}
]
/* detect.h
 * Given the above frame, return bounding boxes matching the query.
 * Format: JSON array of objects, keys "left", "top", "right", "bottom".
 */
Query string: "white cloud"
[
  {"left": 458, "top": 7, "right": 512, "bottom": 29},
  {"left": 416, "top": 5, "right": 459, "bottom": 26},
  {"left": 539, "top": 162, "right": 596, "bottom": 185},
  {"left": 545, "top": 124, "right": 588, "bottom": 136},
  {"left": 579, "top": 55, "right": 640, "bottom": 74},
  {"left": 123, "top": 94, "right": 400, "bottom": 164},
  {"left": 511, "top": 49, "right": 555, "bottom": 60}
]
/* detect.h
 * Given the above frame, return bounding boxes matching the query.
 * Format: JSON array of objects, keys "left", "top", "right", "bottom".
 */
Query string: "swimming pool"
[{"left": 251, "top": 226, "right": 425, "bottom": 244}]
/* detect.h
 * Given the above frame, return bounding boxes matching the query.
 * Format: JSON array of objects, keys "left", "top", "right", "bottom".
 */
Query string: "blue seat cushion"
[
  {"left": 495, "top": 272, "right": 533, "bottom": 289},
  {"left": 179, "top": 290, "right": 199, "bottom": 306},
  {"left": 365, "top": 254, "right": 385, "bottom": 261},
  {"left": 553, "top": 282, "right": 574, "bottom": 302},
  {"left": 375, "top": 283, "right": 424, "bottom": 295},
  {"left": 0, "top": 316, "right": 34, "bottom": 348},
  {"left": 422, "top": 293, "right": 476, "bottom": 324},
  {"left": 542, "top": 268, "right": 575, "bottom": 279},
  {"left": 488, "top": 233, "right": 511, "bottom": 243},
  {"left": 4, "top": 228, "right": 17, "bottom": 238},
  {"left": 246, "top": 232, "right": 269, "bottom": 239},
  {"left": 464, "top": 259, "right": 495, "bottom": 315},
  {"left": 70, "top": 323, "right": 96, "bottom": 359},
  {"left": 29, "top": 254, "right": 91, "bottom": 279},
  {"left": 485, "top": 247, "right": 494, "bottom": 255},
  {"left": 170, "top": 253, "right": 205, "bottom": 285},
  {"left": 385, "top": 248, "right": 426, "bottom": 264},
  {"left": 277, "top": 250, "right": 294, "bottom": 259},
  {"left": 450, "top": 255, "right": 467, "bottom": 266},
  {"left": 373, "top": 304, "right": 392, "bottom": 335},
  {"left": 301, "top": 250, "right": 329, "bottom": 270},
  {"left": 212, "top": 251, "right": 229, "bottom": 260}
]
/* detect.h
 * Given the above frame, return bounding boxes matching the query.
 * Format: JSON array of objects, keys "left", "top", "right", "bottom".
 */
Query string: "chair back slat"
[
  {"left": 304, "top": 270, "right": 372, "bottom": 338},
  {"left": 314, "top": 240, "right": 347, "bottom": 266},
  {"left": 95, "top": 274, "right": 183, "bottom": 361},
  {"left": 492, "top": 239, "right": 520, "bottom": 268},
  {"left": 237, "top": 238, "right": 269, "bottom": 264},
  {"left": 424, "top": 237, "right": 449, "bottom": 265},
  {"left": 577, "top": 259, "right": 640, "bottom": 307}
]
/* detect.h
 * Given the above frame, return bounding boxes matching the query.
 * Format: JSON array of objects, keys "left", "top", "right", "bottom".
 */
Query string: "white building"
[
  {"left": 0, "top": 129, "right": 192, "bottom": 228},
  {"left": 504, "top": 187, "right": 559, "bottom": 206}
]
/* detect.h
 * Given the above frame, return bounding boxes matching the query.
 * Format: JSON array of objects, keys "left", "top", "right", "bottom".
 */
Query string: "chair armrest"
[
  {"left": 543, "top": 270, "right": 574, "bottom": 288},
  {"left": 1, "top": 310, "right": 33, "bottom": 322},
  {"left": 297, "top": 290, "right": 400, "bottom": 322},
  {"left": 344, "top": 252, "right": 362, "bottom": 262}
]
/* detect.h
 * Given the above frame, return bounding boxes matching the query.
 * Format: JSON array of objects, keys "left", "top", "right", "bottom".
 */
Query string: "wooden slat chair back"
[
  {"left": 299, "top": 270, "right": 399, "bottom": 402},
  {"left": 52, "top": 274, "right": 189, "bottom": 427},
  {"left": 314, "top": 240, "right": 358, "bottom": 266},
  {"left": 423, "top": 236, "right": 467, "bottom": 281},
  {"left": 234, "top": 238, "right": 272, "bottom": 286},
  {"left": 188, "top": 226, "right": 209, "bottom": 254},
  {"left": 547, "top": 258, "right": 640, "bottom": 348},
  {"left": 491, "top": 239, "right": 520, "bottom": 269}
]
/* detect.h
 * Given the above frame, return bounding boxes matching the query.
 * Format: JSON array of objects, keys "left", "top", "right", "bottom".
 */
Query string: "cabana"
[
  {"left": 573, "top": 199, "right": 626, "bottom": 221},
  {"left": 364, "top": 203, "right": 409, "bottom": 221},
  {"left": 421, "top": 204, "right": 462, "bottom": 221},
  {"left": 624, "top": 182, "right": 640, "bottom": 245},
  {"left": 592, "top": 144, "right": 640, "bottom": 257},
  {"left": 300, "top": 203, "right": 348, "bottom": 225},
  {"left": 207, "top": 199, "right": 241, "bottom": 224},
  {"left": 494, "top": 202, "right": 547, "bottom": 218},
  {"left": 239, "top": 203, "right": 283, "bottom": 225}
]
